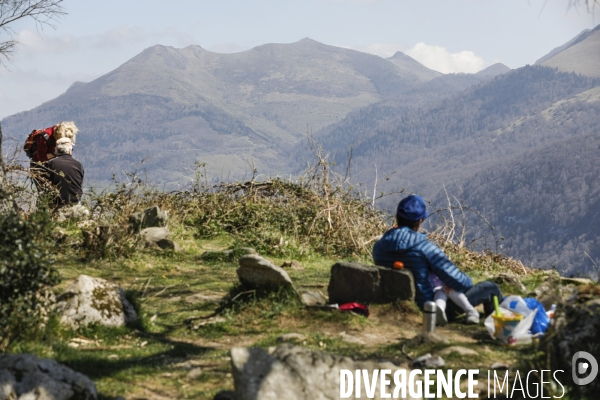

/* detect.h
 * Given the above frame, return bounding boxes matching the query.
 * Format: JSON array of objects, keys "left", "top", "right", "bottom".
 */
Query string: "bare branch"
[{"left": 0, "top": 0, "right": 66, "bottom": 64}]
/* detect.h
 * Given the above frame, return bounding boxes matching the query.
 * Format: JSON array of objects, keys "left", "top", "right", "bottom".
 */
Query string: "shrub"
[{"left": 0, "top": 190, "right": 59, "bottom": 350}]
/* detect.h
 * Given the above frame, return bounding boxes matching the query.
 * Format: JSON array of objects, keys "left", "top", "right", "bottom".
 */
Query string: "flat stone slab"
[
  {"left": 230, "top": 344, "right": 412, "bottom": 400},
  {"left": 328, "top": 261, "right": 415, "bottom": 304},
  {"left": 0, "top": 353, "right": 98, "bottom": 400},
  {"left": 237, "top": 255, "right": 293, "bottom": 289}
]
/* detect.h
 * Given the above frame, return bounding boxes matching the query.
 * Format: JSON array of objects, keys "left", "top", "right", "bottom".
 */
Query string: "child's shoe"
[
  {"left": 466, "top": 309, "right": 480, "bottom": 324},
  {"left": 436, "top": 306, "right": 448, "bottom": 326}
]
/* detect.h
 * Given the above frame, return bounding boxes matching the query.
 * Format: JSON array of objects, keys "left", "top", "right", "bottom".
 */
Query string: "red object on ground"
[{"left": 338, "top": 302, "right": 370, "bottom": 317}]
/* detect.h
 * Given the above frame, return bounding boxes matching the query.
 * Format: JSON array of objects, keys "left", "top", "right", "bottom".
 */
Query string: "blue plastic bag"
[{"left": 523, "top": 298, "right": 550, "bottom": 335}]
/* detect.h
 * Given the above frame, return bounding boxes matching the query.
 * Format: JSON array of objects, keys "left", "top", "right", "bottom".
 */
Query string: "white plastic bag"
[{"left": 484, "top": 296, "right": 537, "bottom": 345}]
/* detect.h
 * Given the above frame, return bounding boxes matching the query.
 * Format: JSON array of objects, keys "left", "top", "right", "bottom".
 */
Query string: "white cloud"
[
  {"left": 405, "top": 42, "right": 486, "bottom": 74},
  {"left": 342, "top": 41, "right": 407, "bottom": 58}
]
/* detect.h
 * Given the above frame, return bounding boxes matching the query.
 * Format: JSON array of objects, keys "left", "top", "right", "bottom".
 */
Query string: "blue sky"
[{"left": 1, "top": 0, "right": 598, "bottom": 119}]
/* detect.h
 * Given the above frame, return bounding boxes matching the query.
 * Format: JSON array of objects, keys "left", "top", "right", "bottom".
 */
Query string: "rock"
[
  {"left": 56, "top": 275, "right": 138, "bottom": 328},
  {"left": 0, "top": 353, "right": 97, "bottom": 400},
  {"left": 540, "top": 298, "right": 600, "bottom": 398},
  {"left": 52, "top": 227, "right": 68, "bottom": 243},
  {"left": 237, "top": 255, "right": 293, "bottom": 290},
  {"left": 230, "top": 345, "right": 413, "bottom": 400},
  {"left": 129, "top": 205, "right": 168, "bottom": 232},
  {"left": 213, "top": 391, "right": 234, "bottom": 400},
  {"left": 56, "top": 204, "right": 90, "bottom": 223},
  {"left": 407, "top": 332, "right": 450, "bottom": 346},
  {"left": 490, "top": 362, "right": 510, "bottom": 370},
  {"left": 338, "top": 332, "right": 366, "bottom": 345},
  {"left": 328, "top": 262, "right": 415, "bottom": 304},
  {"left": 200, "top": 248, "right": 256, "bottom": 262},
  {"left": 492, "top": 273, "right": 527, "bottom": 292},
  {"left": 277, "top": 333, "right": 307, "bottom": 343},
  {"left": 532, "top": 274, "right": 577, "bottom": 309},
  {"left": 410, "top": 353, "right": 445, "bottom": 368},
  {"left": 186, "top": 368, "right": 203, "bottom": 380},
  {"left": 297, "top": 289, "right": 327, "bottom": 306},
  {"left": 438, "top": 346, "right": 479, "bottom": 357},
  {"left": 140, "top": 227, "right": 181, "bottom": 251},
  {"left": 378, "top": 267, "right": 416, "bottom": 302},
  {"left": 280, "top": 260, "right": 304, "bottom": 271},
  {"left": 81, "top": 225, "right": 118, "bottom": 249}
]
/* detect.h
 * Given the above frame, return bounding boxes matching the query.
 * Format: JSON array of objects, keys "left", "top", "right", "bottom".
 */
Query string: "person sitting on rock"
[
  {"left": 372, "top": 194, "right": 503, "bottom": 324},
  {"left": 47, "top": 137, "right": 84, "bottom": 208}
]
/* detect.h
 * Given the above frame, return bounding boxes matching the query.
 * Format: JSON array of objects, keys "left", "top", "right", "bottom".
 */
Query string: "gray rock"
[
  {"left": 490, "top": 362, "right": 510, "bottom": 370},
  {"left": 540, "top": 298, "right": 600, "bottom": 398},
  {"left": 200, "top": 248, "right": 256, "bottom": 262},
  {"left": 56, "top": 204, "right": 90, "bottom": 223},
  {"left": 438, "top": 346, "right": 479, "bottom": 357},
  {"left": 56, "top": 275, "right": 138, "bottom": 328},
  {"left": 277, "top": 333, "right": 307, "bottom": 343},
  {"left": 533, "top": 274, "right": 577, "bottom": 309},
  {"left": 298, "top": 289, "right": 327, "bottom": 306},
  {"left": 129, "top": 205, "right": 168, "bottom": 232},
  {"left": 186, "top": 368, "right": 203, "bottom": 380},
  {"left": 237, "top": 255, "right": 293, "bottom": 290},
  {"left": 411, "top": 353, "right": 445, "bottom": 368},
  {"left": 492, "top": 273, "right": 527, "bottom": 292},
  {"left": 140, "top": 227, "right": 181, "bottom": 251},
  {"left": 328, "top": 262, "right": 415, "bottom": 304},
  {"left": 0, "top": 353, "right": 97, "bottom": 400},
  {"left": 230, "top": 345, "right": 416, "bottom": 400},
  {"left": 213, "top": 391, "right": 234, "bottom": 400}
]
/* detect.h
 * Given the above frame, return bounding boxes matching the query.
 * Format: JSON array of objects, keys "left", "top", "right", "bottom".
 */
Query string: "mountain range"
[{"left": 2, "top": 26, "right": 599, "bottom": 274}]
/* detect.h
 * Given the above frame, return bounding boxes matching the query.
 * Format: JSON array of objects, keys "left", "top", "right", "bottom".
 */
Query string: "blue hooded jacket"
[{"left": 372, "top": 226, "right": 473, "bottom": 309}]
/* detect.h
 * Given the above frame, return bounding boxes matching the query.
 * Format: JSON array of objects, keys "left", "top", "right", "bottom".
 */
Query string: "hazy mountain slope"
[
  {"left": 475, "top": 63, "right": 511, "bottom": 77},
  {"left": 440, "top": 133, "right": 600, "bottom": 276},
  {"left": 309, "top": 66, "right": 598, "bottom": 211},
  {"left": 293, "top": 73, "right": 490, "bottom": 165},
  {"left": 541, "top": 25, "right": 600, "bottom": 77},
  {"left": 387, "top": 51, "right": 442, "bottom": 82},
  {"left": 535, "top": 28, "right": 593, "bottom": 65},
  {"left": 1, "top": 39, "right": 426, "bottom": 185}
]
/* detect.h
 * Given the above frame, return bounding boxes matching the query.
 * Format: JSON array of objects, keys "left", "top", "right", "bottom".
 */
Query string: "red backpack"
[{"left": 23, "top": 127, "right": 55, "bottom": 162}]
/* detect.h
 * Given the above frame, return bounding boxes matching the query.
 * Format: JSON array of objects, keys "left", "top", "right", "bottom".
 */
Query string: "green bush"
[{"left": 0, "top": 191, "right": 59, "bottom": 350}]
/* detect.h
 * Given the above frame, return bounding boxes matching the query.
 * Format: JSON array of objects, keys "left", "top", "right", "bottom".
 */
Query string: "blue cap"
[{"left": 396, "top": 195, "right": 428, "bottom": 221}]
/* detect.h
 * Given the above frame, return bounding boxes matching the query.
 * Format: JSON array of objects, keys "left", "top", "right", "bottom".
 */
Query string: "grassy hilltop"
[{"left": 1, "top": 165, "right": 586, "bottom": 399}]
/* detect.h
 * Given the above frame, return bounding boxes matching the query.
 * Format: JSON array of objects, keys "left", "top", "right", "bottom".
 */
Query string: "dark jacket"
[
  {"left": 372, "top": 226, "right": 473, "bottom": 309},
  {"left": 47, "top": 154, "right": 84, "bottom": 207}
]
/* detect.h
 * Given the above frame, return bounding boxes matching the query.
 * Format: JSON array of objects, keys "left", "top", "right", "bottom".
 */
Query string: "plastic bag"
[
  {"left": 523, "top": 298, "right": 551, "bottom": 335},
  {"left": 485, "top": 295, "right": 538, "bottom": 345},
  {"left": 485, "top": 306, "right": 536, "bottom": 345}
]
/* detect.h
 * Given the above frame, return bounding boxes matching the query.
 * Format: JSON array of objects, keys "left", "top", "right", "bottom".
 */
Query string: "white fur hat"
[
  {"left": 54, "top": 121, "right": 79, "bottom": 145},
  {"left": 56, "top": 137, "right": 73, "bottom": 154}
]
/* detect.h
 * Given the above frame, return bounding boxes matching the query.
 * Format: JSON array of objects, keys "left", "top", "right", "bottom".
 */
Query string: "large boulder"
[
  {"left": 56, "top": 275, "right": 138, "bottom": 329},
  {"left": 129, "top": 205, "right": 168, "bottom": 232},
  {"left": 230, "top": 344, "right": 417, "bottom": 400},
  {"left": 328, "top": 262, "right": 415, "bottom": 304},
  {"left": 237, "top": 255, "right": 293, "bottom": 290},
  {"left": 540, "top": 296, "right": 600, "bottom": 398},
  {"left": 0, "top": 353, "right": 97, "bottom": 400},
  {"left": 140, "top": 226, "right": 181, "bottom": 251}
]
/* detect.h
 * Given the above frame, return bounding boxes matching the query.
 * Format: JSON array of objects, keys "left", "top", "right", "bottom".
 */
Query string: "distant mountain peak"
[
  {"left": 386, "top": 51, "right": 442, "bottom": 82},
  {"left": 475, "top": 63, "right": 511, "bottom": 77},
  {"left": 535, "top": 28, "right": 593, "bottom": 65}
]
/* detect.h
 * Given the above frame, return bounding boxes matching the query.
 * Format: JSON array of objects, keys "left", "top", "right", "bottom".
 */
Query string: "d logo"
[{"left": 572, "top": 351, "right": 599, "bottom": 386}]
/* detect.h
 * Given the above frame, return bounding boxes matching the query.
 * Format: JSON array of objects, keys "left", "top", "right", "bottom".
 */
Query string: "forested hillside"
[
  {"left": 303, "top": 66, "right": 599, "bottom": 205},
  {"left": 441, "top": 133, "right": 600, "bottom": 277}
]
